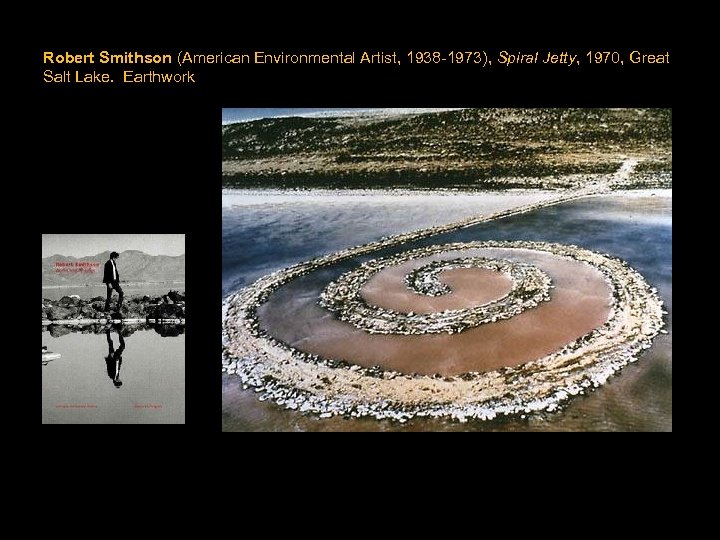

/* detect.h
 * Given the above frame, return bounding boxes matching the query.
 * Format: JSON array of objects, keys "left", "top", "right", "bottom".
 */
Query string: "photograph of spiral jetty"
[{"left": 222, "top": 108, "right": 672, "bottom": 431}]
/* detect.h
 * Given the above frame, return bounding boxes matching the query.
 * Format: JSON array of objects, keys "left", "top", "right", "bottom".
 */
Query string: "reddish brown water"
[{"left": 258, "top": 248, "right": 612, "bottom": 375}]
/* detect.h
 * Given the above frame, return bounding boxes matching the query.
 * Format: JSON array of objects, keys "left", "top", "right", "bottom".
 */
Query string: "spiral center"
[{"left": 363, "top": 265, "right": 512, "bottom": 313}]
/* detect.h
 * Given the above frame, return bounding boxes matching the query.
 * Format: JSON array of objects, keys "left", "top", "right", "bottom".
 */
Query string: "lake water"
[
  {"left": 222, "top": 189, "right": 556, "bottom": 295},
  {"left": 222, "top": 189, "right": 672, "bottom": 432},
  {"left": 42, "top": 328, "right": 185, "bottom": 424}
]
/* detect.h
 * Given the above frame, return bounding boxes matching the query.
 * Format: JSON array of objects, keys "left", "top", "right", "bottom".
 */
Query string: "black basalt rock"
[
  {"left": 48, "top": 324, "right": 72, "bottom": 337},
  {"left": 149, "top": 303, "right": 183, "bottom": 319},
  {"left": 48, "top": 306, "right": 75, "bottom": 320}
]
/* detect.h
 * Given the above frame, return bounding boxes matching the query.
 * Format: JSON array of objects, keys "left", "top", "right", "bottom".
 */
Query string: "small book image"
[{"left": 42, "top": 234, "right": 185, "bottom": 424}]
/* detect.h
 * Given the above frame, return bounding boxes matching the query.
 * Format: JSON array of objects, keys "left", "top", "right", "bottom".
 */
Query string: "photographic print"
[
  {"left": 42, "top": 233, "right": 186, "bottom": 424},
  {"left": 221, "top": 108, "right": 671, "bottom": 432}
]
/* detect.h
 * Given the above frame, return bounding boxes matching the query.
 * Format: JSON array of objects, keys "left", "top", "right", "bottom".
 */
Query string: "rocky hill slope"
[{"left": 222, "top": 108, "right": 672, "bottom": 190}]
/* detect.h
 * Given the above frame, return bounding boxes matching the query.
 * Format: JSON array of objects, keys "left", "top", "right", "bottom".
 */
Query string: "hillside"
[
  {"left": 222, "top": 108, "right": 672, "bottom": 190},
  {"left": 42, "top": 250, "right": 185, "bottom": 287}
]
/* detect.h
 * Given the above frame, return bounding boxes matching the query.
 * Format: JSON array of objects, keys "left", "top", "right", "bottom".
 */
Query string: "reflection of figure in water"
[
  {"left": 103, "top": 251, "right": 123, "bottom": 313},
  {"left": 105, "top": 329, "right": 125, "bottom": 388}
]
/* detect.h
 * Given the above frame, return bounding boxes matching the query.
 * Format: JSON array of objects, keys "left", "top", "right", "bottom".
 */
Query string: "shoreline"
[
  {"left": 43, "top": 318, "right": 185, "bottom": 326},
  {"left": 43, "top": 290, "right": 185, "bottom": 324},
  {"left": 222, "top": 187, "right": 559, "bottom": 208},
  {"left": 222, "top": 186, "right": 671, "bottom": 202}
]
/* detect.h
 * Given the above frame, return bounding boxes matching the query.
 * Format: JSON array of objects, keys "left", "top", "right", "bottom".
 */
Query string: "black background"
[{"left": 32, "top": 37, "right": 672, "bottom": 430}]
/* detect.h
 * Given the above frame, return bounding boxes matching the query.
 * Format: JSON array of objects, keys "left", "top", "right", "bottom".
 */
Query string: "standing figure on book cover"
[{"left": 103, "top": 251, "right": 124, "bottom": 313}]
